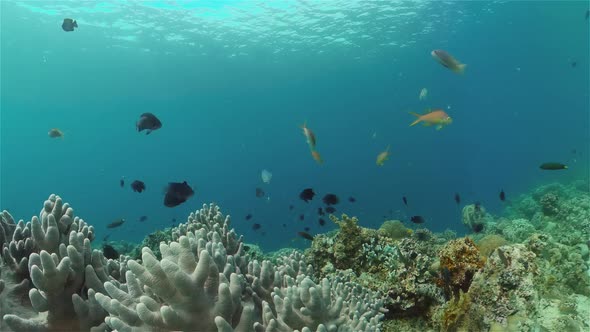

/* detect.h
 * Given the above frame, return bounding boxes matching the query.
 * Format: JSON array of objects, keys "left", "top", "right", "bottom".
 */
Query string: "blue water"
[{"left": 1, "top": 1, "right": 588, "bottom": 251}]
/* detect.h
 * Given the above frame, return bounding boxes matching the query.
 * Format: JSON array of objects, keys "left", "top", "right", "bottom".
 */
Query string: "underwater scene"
[{"left": 1, "top": 1, "right": 589, "bottom": 331}]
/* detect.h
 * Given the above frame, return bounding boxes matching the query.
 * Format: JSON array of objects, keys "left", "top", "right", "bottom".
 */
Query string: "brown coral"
[{"left": 438, "top": 237, "right": 485, "bottom": 297}]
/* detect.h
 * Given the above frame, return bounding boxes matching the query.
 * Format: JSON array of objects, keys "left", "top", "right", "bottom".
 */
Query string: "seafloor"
[{"left": 0, "top": 180, "right": 589, "bottom": 332}]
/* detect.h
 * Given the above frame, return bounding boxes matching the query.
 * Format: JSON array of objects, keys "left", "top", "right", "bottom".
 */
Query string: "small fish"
[
  {"left": 318, "top": 207, "right": 325, "bottom": 215},
  {"left": 409, "top": 110, "right": 452, "bottom": 130},
  {"left": 164, "top": 181, "right": 194, "bottom": 207},
  {"left": 419, "top": 88, "right": 428, "bottom": 100},
  {"left": 119, "top": 177, "right": 125, "bottom": 188},
  {"left": 298, "top": 231, "right": 314, "bottom": 241},
  {"left": 299, "top": 188, "right": 315, "bottom": 202},
  {"left": 472, "top": 223, "right": 484, "bottom": 233},
  {"left": 410, "top": 215, "right": 425, "bottom": 224},
  {"left": 289, "top": 204, "right": 294, "bottom": 211},
  {"left": 402, "top": 196, "right": 408, "bottom": 206},
  {"left": 245, "top": 214, "right": 253, "bottom": 220},
  {"left": 499, "top": 189, "right": 506, "bottom": 202},
  {"left": 299, "top": 214, "right": 305, "bottom": 221},
  {"left": 322, "top": 194, "right": 339, "bottom": 205},
  {"left": 136, "top": 113, "right": 162, "bottom": 135},
  {"left": 103, "top": 244, "right": 120, "bottom": 260},
  {"left": 454, "top": 193, "right": 461, "bottom": 205},
  {"left": 348, "top": 196, "right": 356, "bottom": 203},
  {"left": 131, "top": 180, "right": 146, "bottom": 193},
  {"left": 62, "top": 18, "right": 78, "bottom": 32},
  {"left": 318, "top": 218, "right": 326, "bottom": 226},
  {"left": 376, "top": 145, "right": 391, "bottom": 166},
  {"left": 431, "top": 49, "right": 466, "bottom": 74},
  {"left": 586, "top": 9, "right": 589, "bottom": 20},
  {"left": 252, "top": 223, "right": 261, "bottom": 231},
  {"left": 300, "top": 121, "right": 317, "bottom": 148},
  {"left": 138, "top": 215, "right": 148, "bottom": 222},
  {"left": 325, "top": 206, "right": 336, "bottom": 214},
  {"left": 311, "top": 150, "right": 323, "bottom": 164},
  {"left": 256, "top": 187, "right": 265, "bottom": 198},
  {"left": 304, "top": 227, "right": 310, "bottom": 232},
  {"left": 48, "top": 128, "right": 64, "bottom": 138},
  {"left": 539, "top": 162, "right": 568, "bottom": 170},
  {"left": 261, "top": 169, "right": 272, "bottom": 184},
  {"left": 571, "top": 60, "right": 577, "bottom": 68},
  {"left": 474, "top": 202, "right": 481, "bottom": 212},
  {"left": 282, "top": 223, "right": 287, "bottom": 227},
  {"left": 107, "top": 218, "right": 125, "bottom": 229},
  {"left": 171, "top": 218, "right": 176, "bottom": 223}
]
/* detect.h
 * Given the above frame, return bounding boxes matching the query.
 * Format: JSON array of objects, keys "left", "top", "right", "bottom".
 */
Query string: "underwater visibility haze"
[{"left": 0, "top": 1, "right": 589, "bottom": 332}]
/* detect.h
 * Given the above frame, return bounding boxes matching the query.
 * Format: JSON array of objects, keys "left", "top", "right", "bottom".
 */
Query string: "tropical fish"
[
  {"left": 325, "top": 206, "right": 336, "bottom": 214},
  {"left": 454, "top": 193, "right": 461, "bottom": 205},
  {"left": 410, "top": 215, "right": 425, "bottom": 224},
  {"left": 119, "top": 177, "right": 125, "bottom": 188},
  {"left": 409, "top": 110, "right": 452, "bottom": 130},
  {"left": 431, "top": 49, "right": 466, "bottom": 74},
  {"left": 300, "top": 121, "right": 317, "bottom": 148},
  {"left": 252, "top": 223, "right": 261, "bottom": 231},
  {"left": 402, "top": 196, "right": 408, "bottom": 206},
  {"left": 586, "top": 9, "right": 589, "bottom": 20},
  {"left": 300, "top": 188, "right": 315, "bottom": 202},
  {"left": 136, "top": 113, "right": 162, "bottom": 135},
  {"left": 540, "top": 162, "right": 568, "bottom": 170},
  {"left": 318, "top": 218, "right": 326, "bottom": 226},
  {"left": 311, "top": 150, "right": 323, "bottom": 164},
  {"left": 499, "top": 189, "right": 506, "bottom": 202},
  {"left": 376, "top": 145, "right": 390, "bottom": 166},
  {"left": 299, "top": 214, "right": 305, "bottom": 221},
  {"left": 131, "top": 180, "right": 146, "bottom": 193},
  {"left": 297, "top": 231, "right": 314, "bottom": 241},
  {"left": 62, "top": 18, "right": 78, "bottom": 32},
  {"left": 348, "top": 196, "right": 356, "bottom": 203},
  {"left": 107, "top": 218, "right": 125, "bottom": 229},
  {"left": 318, "top": 207, "right": 325, "bottom": 215},
  {"left": 261, "top": 169, "right": 272, "bottom": 184},
  {"left": 322, "top": 194, "right": 339, "bottom": 205},
  {"left": 48, "top": 128, "right": 64, "bottom": 138},
  {"left": 103, "top": 244, "right": 119, "bottom": 259},
  {"left": 245, "top": 214, "right": 253, "bottom": 220},
  {"left": 256, "top": 187, "right": 265, "bottom": 198},
  {"left": 164, "top": 181, "right": 194, "bottom": 207},
  {"left": 138, "top": 215, "right": 148, "bottom": 222},
  {"left": 304, "top": 227, "right": 310, "bottom": 232},
  {"left": 419, "top": 88, "right": 428, "bottom": 100}
]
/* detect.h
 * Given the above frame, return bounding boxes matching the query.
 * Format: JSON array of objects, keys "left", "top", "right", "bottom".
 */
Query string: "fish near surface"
[
  {"left": 431, "top": 49, "right": 466, "bottom": 74},
  {"left": 62, "top": 18, "right": 78, "bottom": 32},
  {"left": 164, "top": 181, "right": 194, "bottom": 207},
  {"left": 376, "top": 145, "right": 390, "bottom": 166},
  {"left": 48, "top": 128, "right": 64, "bottom": 138},
  {"left": 409, "top": 110, "right": 452, "bottom": 130},
  {"left": 137, "top": 113, "right": 162, "bottom": 134}
]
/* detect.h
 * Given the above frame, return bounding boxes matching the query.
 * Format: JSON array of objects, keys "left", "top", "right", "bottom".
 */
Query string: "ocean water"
[{"left": 0, "top": 0, "right": 588, "bottom": 252}]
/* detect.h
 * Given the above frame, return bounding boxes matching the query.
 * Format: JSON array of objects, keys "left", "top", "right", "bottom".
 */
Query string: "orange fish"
[
  {"left": 376, "top": 145, "right": 390, "bottom": 166},
  {"left": 409, "top": 110, "right": 452, "bottom": 130},
  {"left": 301, "top": 121, "right": 316, "bottom": 148},
  {"left": 311, "top": 150, "right": 323, "bottom": 164}
]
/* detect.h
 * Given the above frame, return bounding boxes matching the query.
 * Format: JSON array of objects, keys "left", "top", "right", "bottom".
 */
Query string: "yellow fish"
[
  {"left": 409, "top": 110, "right": 452, "bottom": 130},
  {"left": 311, "top": 150, "right": 323, "bottom": 164},
  {"left": 376, "top": 145, "right": 390, "bottom": 166}
]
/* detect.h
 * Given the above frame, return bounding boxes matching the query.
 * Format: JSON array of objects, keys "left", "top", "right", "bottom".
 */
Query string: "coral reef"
[
  {"left": 437, "top": 237, "right": 485, "bottom": 298},
  {"left": 461, "top": 204, "right": 492, "bottom": 233}
]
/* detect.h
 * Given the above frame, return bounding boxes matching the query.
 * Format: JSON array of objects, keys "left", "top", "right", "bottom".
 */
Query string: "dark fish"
[
  {"left": 107, "top": 219, "right": 125, "bottom": 229},
  {"left": 304, "top": 227, "right": 310, "bottom": 232},
  {"left": 282, "top": 223, "right": 287, "bottom": 227},
  {"left": 402, "top": 196, "right": 408, "bottom": 206},
  {"left": 102, "top": 233, "right": 111, "bottom": 242},
  {"left": 136, "top": 113, "right": 162, "bottom": 135},
  {"left": 138, "top": 215, "right": 148, "bottom": 222},
  {"left": 243, "top": 245, "right": 251, "bottom": 252},
  {"left": 318, "top": 218, "right": 326, "bottom": 226},
  {"left": 164, "top": 181, "right": 194, "bottom": 207},
  {"left": 474, "top": 202, "right": 481, "bottom": 212},
  {"left": 410, "top": 215, "right": 425, "bottom": 224},
  {"left": 499, "top": 189, "right": 506, "bottom": 202},
  {"left": 454, "top": 193, "right": 461, "bottom": 205},
  {"left": 62, "top": 18, "right": 78, "bottom": 32},
  {"left": 325, "top": 206, "right": 336, "bottom": 214},
  {"left": 472, "top": 223, "right": 484, "bottom": 233},
  {"left": 298, "top": 231, "right": 314, "bottom": 241},
  {"left": 120, "top": 177, "right": 125, "bottom": 188},
  {"left": 586, "top": 9, "right": 589, "bottom": 20},
  {"left": 171, "top": 218, "right": 176, "bottom": 223},
  {"left": 245, "top": 214, "right": 253, "bottom": 220},
  {"left": 299, "top": 188, "right": 315, "bottom": 202},
  {"left": 131, "top": 180, "right": 146, "bottom": 193},
  {"left": 289, "top": 205, "right": 294, "bottom": 211},
  {"left": 256, "top": 187, "right": 265, "bottom": 198},
  {"left": 348, "top": 196, "right": 356, "bottom": 203},
  {"left": 103, "top": 244, "right": 120, "bottom": 260},
  {"left": 571, "top": 60, "right": 577, "bottom": 68},
  {"left": 299, "top": 214, "right": 304, "bottom": 221},
  {"left": 317, "top": 207, "right": 325, "bottom": 215},
  {"left": 540, "top": 162, "right": 568, "bottom": 170},
  {"left": 322, "top": 194, "right": 339, "bottom": 205},
  {"left": 252, "top": 223, "right": 261, "bottom": 231}
]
